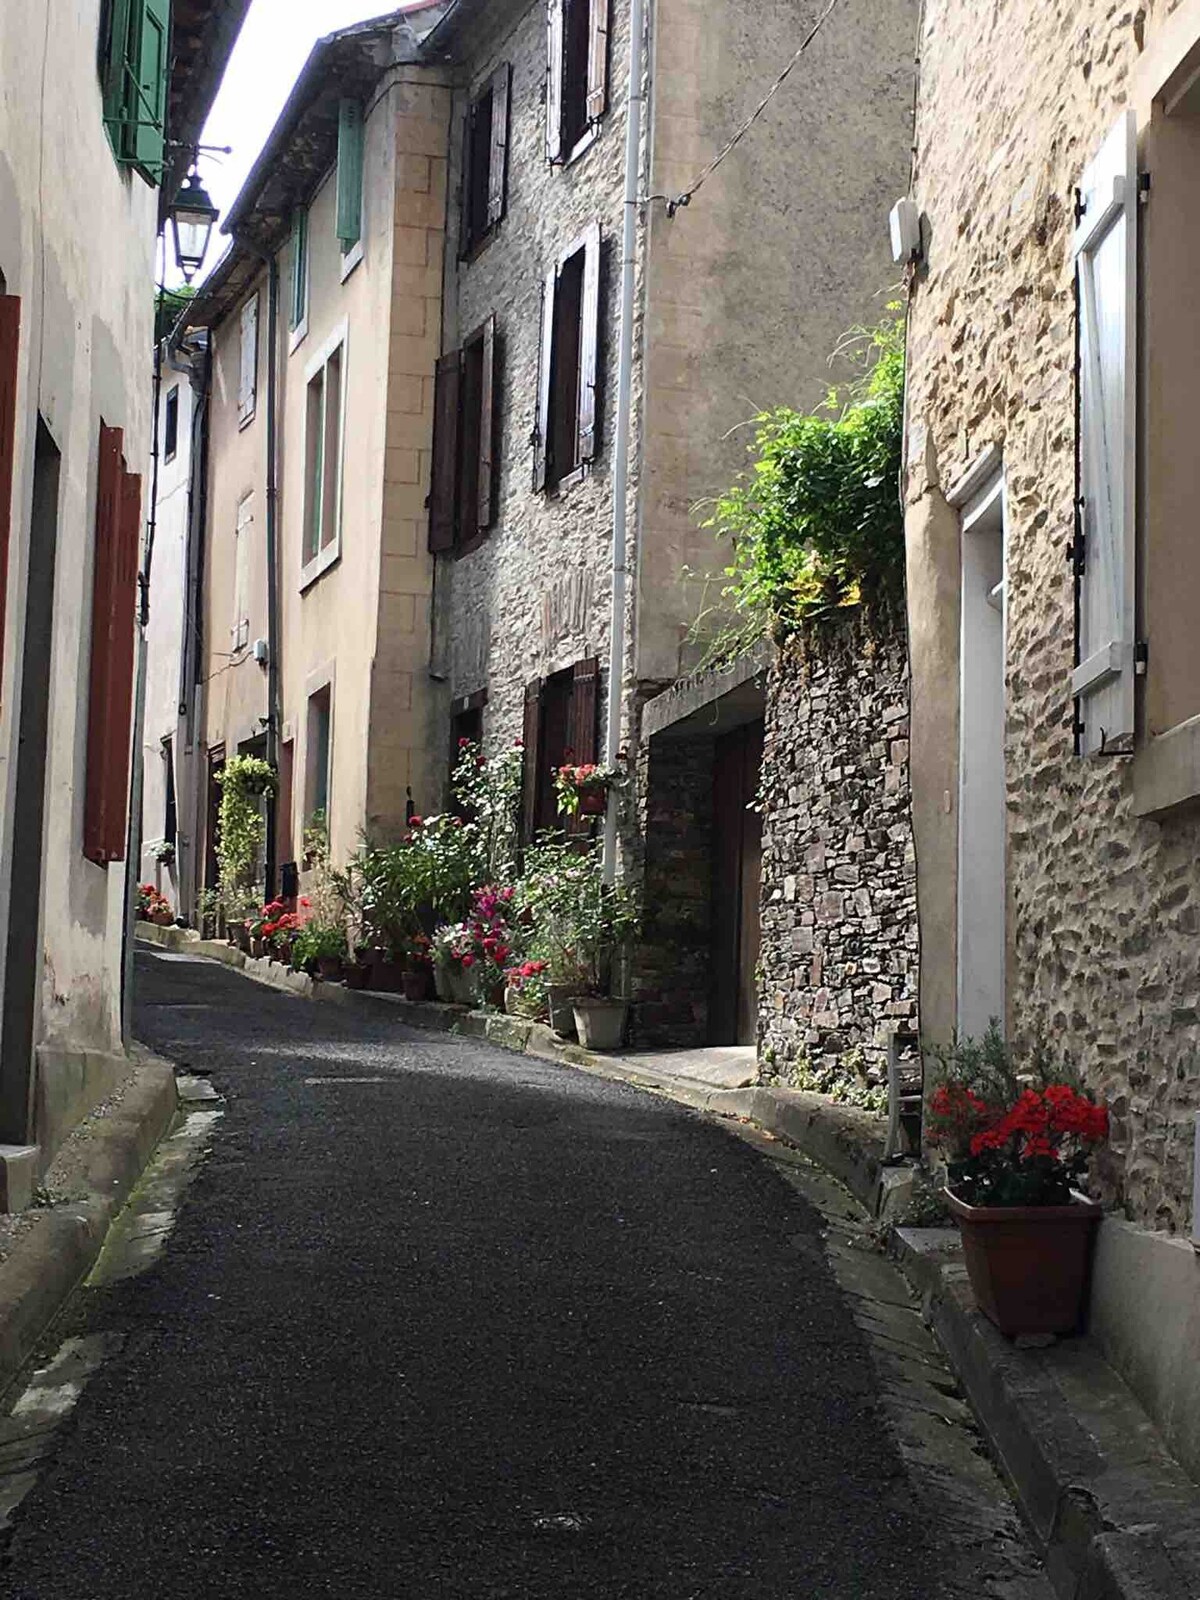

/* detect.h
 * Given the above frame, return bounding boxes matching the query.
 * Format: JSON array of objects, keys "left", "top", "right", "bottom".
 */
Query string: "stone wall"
[
  {"left": 758, "top": 609, "right": 917, "bottom": 1093},
  {"left": 904, "top": 0, "right": 1200, "bottom": 1231}
]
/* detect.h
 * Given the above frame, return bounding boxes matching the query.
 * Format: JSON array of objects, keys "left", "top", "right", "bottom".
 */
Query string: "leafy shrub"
[{"left": 696, "top": 308, "right": 905, "bottom": 663}]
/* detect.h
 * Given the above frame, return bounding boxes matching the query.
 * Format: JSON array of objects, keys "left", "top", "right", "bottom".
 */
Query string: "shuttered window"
[
  {"left": 521, "top": 657, "right": 601, "bottom": 841},
  {"left": 100, "top": 0, "right": 170, "bottom": 183},
  {"left": 336, "top": 99, "right": 365, "bottom": 255},
  {"left": 427, "top": 316, "right": 498, "bottom": 557},
  {"left": 290, "top": 207, "right": 309, "bottom": 334},
  {"left": 84, "top": 423, "right": 142, "bottom": 866},
  {"left": 0, "top": 296, "right": 19, "bottom": 706},
  {"left": 1072, "top": 112, "right": 1137, "bottom": 756},
  {"left": 460, "top": 64, "right": 511, "bottom": 258},
  {"left": 534, "top": 224, "right": 601, "bottom": 492},
  {"left": 302, "top": 334, "right": 345, "bottom": 578},
  {"left": 238, "top": 295, "right": 258, "bottom": 427},
  {"left": 546, "top": 0, "right": 609, "bottom": 162},
  {"left": 233, "top": 492, "right": 253, "bottom": 651}
]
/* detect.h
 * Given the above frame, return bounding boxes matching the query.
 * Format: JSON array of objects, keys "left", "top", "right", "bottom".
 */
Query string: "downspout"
[
  {"left": 231, "top": 232, "right": 282, "bottom": 896},
  {"left": 602, "top": 0, "right": 648, "bottom": 885},
  {"left": 177, "top": 328, "right": 211, "bottom": 923}
]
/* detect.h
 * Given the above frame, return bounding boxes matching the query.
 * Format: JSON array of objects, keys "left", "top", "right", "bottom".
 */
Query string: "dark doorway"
[
  {"left": 204, "top": 746, "right": 224, "bottom": 893},
  {"left": 1, "top": 420, "right": 60, "bottom": 1143},
  {"left": 709, "top": 720, "right": 763, "bottom": 1047}
]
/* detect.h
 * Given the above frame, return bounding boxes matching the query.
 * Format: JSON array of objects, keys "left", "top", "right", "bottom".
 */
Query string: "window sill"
[
  {"left": 288, "top": 316, "right": 309, "bottom": 355},
  {"left": 339, "top": 239, "right": 364, "bottom": 283},
  {"left": 459, "top": 223, "right": 500, "bottom": 267},
  {"left": 454, "top": 527, "right": 492, "bottom": 561},
  {"left": 545, "top": 463, "right": 589, "bottom": 499},
  {"left": 299, "top": 540, "right": 341, "bottom": 593},
  {"left": 564, "top": 122, "right": 601, "bottom": 167},
  {"left": 1132, "top": 712, "right": 1200, "bottom": 818}
]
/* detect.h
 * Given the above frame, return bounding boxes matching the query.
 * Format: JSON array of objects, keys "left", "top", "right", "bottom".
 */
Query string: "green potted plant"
[
  {"left": 554, "top": 757, "right": 624, "bottom": 819},
  {"left": 927, "top": 1029, "right": 1109, "bottom": 1338},
  {"left": 293, "top": 920, "right": 348, "bottom": 982}
]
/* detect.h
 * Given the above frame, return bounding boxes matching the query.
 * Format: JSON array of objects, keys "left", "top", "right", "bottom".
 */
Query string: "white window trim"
[
  {"left": 302, "top": 661, "right": 337, "bottom": 838},
  {"left": 299, "top": 318, "right": 349, "bottom": 592},
  {"left": 339, "top": 236, "right": 364, "bottom": 284},
  {"left": 289, "top": 313, "right": 310, "bottom": 356},
  {"left": 289, "top": 210, "right": 310, "bottom": 353},
  {"left": 237, "top": 294, "right": 259, "bottom": 430}
]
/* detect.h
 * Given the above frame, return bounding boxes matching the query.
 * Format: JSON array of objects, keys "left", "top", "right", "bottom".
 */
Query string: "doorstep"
[{"left": 893, "top": 1226, "right": 1200, "bottom": 1600}]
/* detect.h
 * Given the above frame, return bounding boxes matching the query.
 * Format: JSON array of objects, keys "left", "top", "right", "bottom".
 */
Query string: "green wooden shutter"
[
  {"left": 336, "top": 100, "right": 364, "bottom": 249},
  {"left": 290, "top": 208, "right": 309, "bottom": 330},
  {"left": 130, "top": 0, "right": 169, "bottom": 177}
]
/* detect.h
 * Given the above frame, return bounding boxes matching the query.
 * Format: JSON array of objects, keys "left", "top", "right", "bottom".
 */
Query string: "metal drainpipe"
[
  {"left": 232, "top": 233, "right": 282, "bottom": 896},
  {"left": 602, "top": 0, "right": 648, "bottom": 886}
]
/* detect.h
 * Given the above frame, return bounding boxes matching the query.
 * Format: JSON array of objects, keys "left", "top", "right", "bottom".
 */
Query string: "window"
[
  {"left": 951, "top": 455, "right": 1006, "bottom": 1039},
  {"left": 428, "top": 316, "right": 497, "bottom": 557},
  {"left": 521, "top": 658, "right": 599, "bottom": 840},
  {"left": 163, "top": 384, "right": 179, "bottom": 463},
  {"left": 450, "top": 691, "right": 487, "bottom": 800},
  {"left": 534, "top": 226, "right": 601, "bottom": 492},
  {"left": 233, "top": 493, "right": 253, "bottom": 651},
  {"left": 546, "top": 0, "right": 609, "bottom": 163},
  {"left": 290, "top": 207, "right": 309, "bottom": 341},
  {"left": 460, "top": 65, "right": 511, "bottom": 258},
  {"left": 336, "top": 99, "right": 365, "bottom": 275},
  {"left": 162, "top": 736, "right": 177, "bottom": 846},
  {"left": 302, "top": 328, "right": 346, "bottom": 584},
  {"left": 1072, "top": 112, "right": 1136, "bottom": 758},
  {"left": 100, "top": 0, "right": 169, "bottom": 182},
  {"left": 84, "top": 422, "right": 142, "bottom": 865},
  {"left": 0, "top": 293, "right": 19, "bottom": 705},
  {"left": 238, "top": 295, "right": 258, "bottom": 428},
  {"left": 305, "top": 684, "right": 332, "bottom": 832}
]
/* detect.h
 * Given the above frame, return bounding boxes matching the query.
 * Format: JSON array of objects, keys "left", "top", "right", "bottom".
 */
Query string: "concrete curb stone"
[
  {"left": 0, "top": 1053, "right": 177, "bottom": 1400},
  {"left": 892, "top": 1227, "right": 1200, "bottom": 1600}
]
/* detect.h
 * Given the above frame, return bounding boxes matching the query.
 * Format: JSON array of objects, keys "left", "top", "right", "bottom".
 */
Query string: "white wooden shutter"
[
  {"left": 238, "top": 295, "right": 258, "bottom": 425},
  {"left": 233, "top": 493, "right": 253, "bottom": 650},
  {"left": 546, "top": 0, "right": 565, "bottom": 163},
  {"left": 1072, "top": 111, "right": 1137, "bottom": 755}
]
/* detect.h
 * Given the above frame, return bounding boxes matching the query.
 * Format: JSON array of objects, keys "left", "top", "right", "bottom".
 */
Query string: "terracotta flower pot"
[
  {"left": 578, "top": 785, "right": 608, "bottom": 816},
  {"left": 944, "top": 1188, "right": 1102, "bottom": 1338},
  {"left": 316, "top": 955, "right": 344, "bottom": 982},
  {"left": 572, "top": 998, "right": 628, "bottom": 1052},
  {"left": 367, "top": 956, "right": 405, "bottom": 994},
  {"left": 343, "top": 960, "right": 369, "bottom": 990}
]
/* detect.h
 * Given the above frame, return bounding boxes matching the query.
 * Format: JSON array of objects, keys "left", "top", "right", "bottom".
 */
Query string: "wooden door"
[{"left": 709, "top": 721, "right": 764, "bottom": 1046}]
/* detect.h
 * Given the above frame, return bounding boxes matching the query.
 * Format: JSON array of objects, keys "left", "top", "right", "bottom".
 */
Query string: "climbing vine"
[
  {"left": 693, "top": 306, "right": 905, "bottom": 665},
  {"left": 215, "top": 755, "right": 276, "bottom": 919}
]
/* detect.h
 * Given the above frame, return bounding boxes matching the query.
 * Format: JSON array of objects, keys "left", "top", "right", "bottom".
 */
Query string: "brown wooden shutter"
[
  {"left": 84, "top": 427, "right": 140, "bottom": 865},
  {"left": 578, "top": 223, "right": 601, "bottom": 465},
  {"left": 487, "top": 63, "right": 511, "bottom": 229},
  {"left": 429, "top": 351, "right": 461, "bottom": 553},
  {"left": 568, "top": 656, "right": 600, "bottom": 766},
  {"left": 458, "top": 102, "right": 475, "bottom": 260},
  {"left": 521, "top": 677, "right": 544, "bottom": 842},
  {"left": 0, "top": 296, "right": 20, "bottom": 704},
  {"left": 477, "top": 314, "right": 496, "bottom": 531},
  {"left": 546, "top": 0, "right": 565, "bottom": 163},
  {"left": 585, "top": 0, "right": 609, "bottom": 123},
  {"left": 533, "top": 267, "right": 557, "bottom": 492}
]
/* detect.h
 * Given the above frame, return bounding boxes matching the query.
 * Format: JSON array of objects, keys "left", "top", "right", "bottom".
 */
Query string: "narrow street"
[{"left": 0, "top": 953, "right": 1045, "bottom": 1599}]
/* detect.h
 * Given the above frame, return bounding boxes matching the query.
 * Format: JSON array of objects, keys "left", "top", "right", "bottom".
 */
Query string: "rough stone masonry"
[{"left": 759, "top": 607, "right": 917, "bottom": 1093}]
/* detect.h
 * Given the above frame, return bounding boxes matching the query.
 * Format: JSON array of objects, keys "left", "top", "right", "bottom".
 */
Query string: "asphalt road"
[{"left": 3, "top": 951, "right": 960, "bottom": 1598}]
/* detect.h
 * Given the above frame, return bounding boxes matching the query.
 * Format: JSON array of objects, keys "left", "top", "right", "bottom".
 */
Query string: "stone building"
[
  {"left": 903, "top": 0, "right": 1200, "bottom": 1480},
  {"left": 431, "top": 0, "right": 918, "bottom": 1046},
  {"left": 0, "top": 0, "right": 244, "bottom": 1202},
  {"left": 171, "top": 0, "right": 919, "bottom": 1030}
]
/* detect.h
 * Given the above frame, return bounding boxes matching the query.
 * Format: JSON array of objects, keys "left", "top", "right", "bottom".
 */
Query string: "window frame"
[
  {"left": 534, "top": 223, "right": 601, "bottom": 494},
  {"left": 304, "top": 672, "right": 335, "bottom": 839},
  {"left": 336, "top": 98, "right": 366, "bottom": 282},
  {"left": 300, "top": 320, "right": 348, "bottom": 591},
  {"left": 100, "top": 0, "right": 170, "bottom": 185},
  {"left": 427, "top": 315, "right": 498, "bottom": 559},
  {"left": 233, "top": 491, "right": 253, "bottom": 652},
  {"left": 163, "top": 383, "right": 179, "bottom": 463},
  {"left": 237, "top": 293, "right": 259, "bottom": 430},
  {"left": 546, "top": 0, "right": 609, "bottom": 167},
  {"left": 459, "top": 63, "right": 511, "bottom": 261},
  {"left": 289, "top": 206, "right": 310, "bottom": 350}
]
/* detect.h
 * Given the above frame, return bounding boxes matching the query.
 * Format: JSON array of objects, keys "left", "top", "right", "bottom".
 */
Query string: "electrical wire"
[{"left": 647, "top": 0, "right": 845, "bottom": 217}]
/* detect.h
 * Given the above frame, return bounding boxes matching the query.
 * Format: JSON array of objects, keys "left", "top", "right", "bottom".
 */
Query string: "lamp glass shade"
[{"left": 169, "top": 173, "right": 218, "bottom": 281}]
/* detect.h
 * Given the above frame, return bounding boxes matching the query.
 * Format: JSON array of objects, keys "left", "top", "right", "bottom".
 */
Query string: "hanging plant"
[{"left": 214, "top": 755, "right": 276, "bottom": 917}]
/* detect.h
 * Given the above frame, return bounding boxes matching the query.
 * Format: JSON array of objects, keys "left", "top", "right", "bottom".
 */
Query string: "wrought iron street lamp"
[{"left": 168, "top": 169, "right": 218, "bottom": 282}]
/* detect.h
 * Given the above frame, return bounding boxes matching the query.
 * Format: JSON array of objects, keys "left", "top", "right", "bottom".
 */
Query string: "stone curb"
[
  {"left": 0, "top": 1053, "right": 177, "bottom": 1401},
  {"left": 136, "top": 926, "right": 900, "bottom": 1215},
  {"left": 892, "top": 1228, "right": 1200, "bottom": 1600}
]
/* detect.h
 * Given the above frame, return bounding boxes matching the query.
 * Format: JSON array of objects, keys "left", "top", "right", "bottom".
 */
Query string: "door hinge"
[
  {"left": 1135, "top": 639, "right": 1149, "bottom": 676},
  {"left": 1138, "top": 172, "right": 1151, "bottom": 204}
]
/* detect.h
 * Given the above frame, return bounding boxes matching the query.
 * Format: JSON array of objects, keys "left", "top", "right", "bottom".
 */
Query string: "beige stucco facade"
[
  {"left": 0, "top": 0, "right": 238, "bottom": 1176},
  {"left": 194, "top": 44, "right": 452, "bottom": 881},
  {"left": 905, "top": 0, "right": 1200, "bottom": 1478}
]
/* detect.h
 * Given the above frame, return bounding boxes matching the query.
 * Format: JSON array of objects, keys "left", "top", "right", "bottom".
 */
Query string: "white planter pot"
[{"left": 572, "top": 999, "right": 628, "bottom": 1052}]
